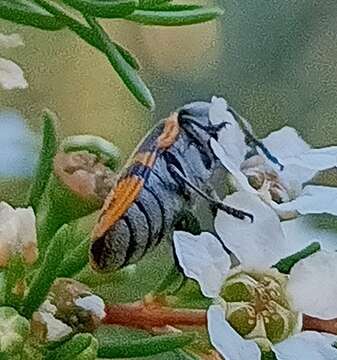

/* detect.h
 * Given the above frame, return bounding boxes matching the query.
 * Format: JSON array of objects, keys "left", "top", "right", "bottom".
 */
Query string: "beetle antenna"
[
  {"left": 228, "top": 107, "right": 284, "bottom": 171},
  {"left": 167, "top": 163, "right": 254, "bottom": 223}
]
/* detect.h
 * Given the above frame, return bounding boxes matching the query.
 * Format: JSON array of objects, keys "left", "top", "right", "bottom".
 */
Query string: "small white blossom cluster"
[
  {"left": 0, "top": 202, "right": 37, "bottom": 267},
  {"left": 174, "top": 97, "right": 337, "bottom": 360},
  {"left": 0, "top": 33, "right": 27, "bottom": 90}
]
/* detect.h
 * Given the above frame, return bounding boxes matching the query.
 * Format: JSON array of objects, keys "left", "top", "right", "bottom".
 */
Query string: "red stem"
[
  {"left": 303, "top": 314, "right": 337, "bottom": 335},
  {"left": 104, "top": 302, "right": 337, "bottom": 336},
  {"left": 103, "top": 303, "right": 206, "bottom": 330}
]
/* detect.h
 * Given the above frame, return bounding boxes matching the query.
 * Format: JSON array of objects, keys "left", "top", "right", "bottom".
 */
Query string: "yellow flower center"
[{"left": 221, "top": 270, "right": 300, "bottom": 347}]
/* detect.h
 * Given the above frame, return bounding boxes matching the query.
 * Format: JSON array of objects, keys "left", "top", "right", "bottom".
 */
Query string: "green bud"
[
  {"left": 36, "top": 143, "right": 118, "bottom": 257},
  {"left": 0, "top": 307, "right": 29, "bottom": 356},
  {"left": 220, "top": 270, "right": 300, "bottom": 348},
  {"left": 48, "top": 278, "right": 105, "bottom": 333}
]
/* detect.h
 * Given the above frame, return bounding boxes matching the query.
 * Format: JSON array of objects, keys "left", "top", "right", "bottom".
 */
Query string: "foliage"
[{"left": 0, "top": 0, "right": 223, "bottom": 109}]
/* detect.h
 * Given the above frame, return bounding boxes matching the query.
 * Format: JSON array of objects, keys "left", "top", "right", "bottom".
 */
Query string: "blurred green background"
[{"left": 1, "top": 0, "right": 337, "bottom": 205}]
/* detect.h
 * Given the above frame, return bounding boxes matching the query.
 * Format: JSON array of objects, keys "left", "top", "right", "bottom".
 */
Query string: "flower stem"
[
  {"left": 104, "top": 302, "right": 206, "bottom": 329},
  {"left": 303, "top": 314, "right": 337, "bottom": 335}
]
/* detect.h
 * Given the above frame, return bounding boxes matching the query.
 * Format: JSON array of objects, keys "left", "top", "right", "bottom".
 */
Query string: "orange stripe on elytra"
[
  {"left": 157, "top": 113, "right": 180, "bottom": 149},
  {"left": 93, "top": 175, "right": 144, "bottom": 239},
  {"left": 134, "top": 151, "right": 157, "bottom": 168}
]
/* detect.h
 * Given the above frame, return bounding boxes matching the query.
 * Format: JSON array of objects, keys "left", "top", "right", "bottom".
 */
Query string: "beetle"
[{"left": 90, "top": 97, "right": 282, "bottom": 272}]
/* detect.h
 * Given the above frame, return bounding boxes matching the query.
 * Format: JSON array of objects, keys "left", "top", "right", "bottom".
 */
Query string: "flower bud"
[
  {"left": 36, "top": 136, "right": 119, "bottom": 255},
  {"left": 0, "top": 306, "right": 30, "bottom": 355},
  {"left": 48, "top": 278, "right": 105, "bottom": 332},
  {"left": 220, "top": 269, "right": 301, "bottom": 348}
]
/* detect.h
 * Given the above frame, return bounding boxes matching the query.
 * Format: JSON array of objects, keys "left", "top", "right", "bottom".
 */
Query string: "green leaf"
[
  {"left": 155, "top": 265, "right": 185, "bottom": 295},
  {"left": 149, "top": 4, "right": 202, "bottom": 11},
  {"left": 97, "top": 332, "right": 196, "bottom": 358},
  {"left": 87, "top": 241, "right": 175, "bottom": 303},
  {"left": 0, "top": 0, "right": 64, "bottom": 30},
  {"left": 138, "top": 0, "right": 171, "bottom": 10},
  {"left": 125, "top": 7, "right": 223, "bottom": 26},
  {"left": 46, "top": 333, "right": 98, "bottom": 360},
  {"left": 86, "top": 16, "right": 155, "bottom": 110},
  {"left": 60, "top": 134, "right": 121, "bottom": 171},
  {"left": 114, "top": 42, "right": 141, "bottom": 71},
  {"left": 4, "top": 256, "right": 25, "bottom": 309},
  {"left": 31, "top": 0, "right": 154, "bottom": 109},
  {"left": 273, "top": 242, "right": 321, "bottom": 274},
  {"left": 61, "top": 0, "right": 137, "bottom": 19},
  {"left": 56, "top": 236, "right": 90, "bottom": 278},
  {"left": 22, "top": 224, "right": 70, "bottom": 318},
  {"left": 137, "top": 0, "right": 172, "bottom": 10},
  {"left": 27, "top": 109, "right": 58, "bottom": 212},
  {"left": 36, "top": 173, "right": 100, "bottom": 258},
  {"left": 172, "top": 279, "right": 212, "bottom": 309}
]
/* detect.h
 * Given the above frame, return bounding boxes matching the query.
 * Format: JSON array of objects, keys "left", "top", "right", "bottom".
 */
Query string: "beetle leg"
[{"left": 167, "top": 164, "right": 254, "bottom": 222}]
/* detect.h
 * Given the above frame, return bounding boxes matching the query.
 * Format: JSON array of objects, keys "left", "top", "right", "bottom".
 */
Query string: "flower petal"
[
  {"left": 273, "top": 331, "right": 337, "bottom": 360},
  {"left": 282, "top": 216, "right": 337, "bottom": 252},
  {"left": 262, "top": 126, "right": 337, "bottom": 186},
  {"left": 15, "top": 207, "right": 38, "bottom": 265},
  {"left": 209, "top": 97, "right": 249, "bottom": 164},
  {"left": 262, "top": 127, "right": 310, "bottom": 161},
  {"left": 210, "top": 138, "right": 257, "bottom": 193},
  {"left": 276, "top": 185, "right": 337, "bottom": 216},
  {"left": 36, "top": 312, "right": 73, "bottom": 342},
  {"left": 75, "top": 295, "right": 106, "bottom": 320},
  {"left": 287, "top": 251, "right": 337, "bottom": 319},
  {"left": 0, "top": 202, "right": 18, "bottom": 267},
  {"left": 207, "top": 304, "right": 261, "bottom": 360},
  {"left": 0, "top": 33, "right": 24, "bottom": 49},
  {"left": 0, "top": 58, "right": 27, "bottom": 90},
  {"left": 15, "top": 207, "right": 36, "bottom": 246},
  {"left": 215, "top": 191, "right": 294, "bottom": 269},
  {"left": 173, "top": 231, "right": 231, "bottom": 297}
]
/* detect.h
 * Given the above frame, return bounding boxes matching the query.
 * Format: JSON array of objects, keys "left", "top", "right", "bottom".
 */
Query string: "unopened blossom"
[
  {"left": 209, "top": 97, "right": 337, "bottom": 220},
  {"left": 174, "top": 191, "right": 337, "bottom": 360},
  {"left": 0, "top": 202, "right": 38, "bottom": 267},
  {"left": 0, "top": 33, "right": 27, "bottom": 90},
  {"left": 47, "top": 278, "right": 106, "bottom": 332}
]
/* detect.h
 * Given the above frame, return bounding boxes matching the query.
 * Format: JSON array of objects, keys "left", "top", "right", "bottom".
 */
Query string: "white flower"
[
  {"left": 0, "top": 202, "right": 38, "bottom": 267},
  {"left": 0, "top": 33, "right": 27, "bottom": 90},
  {"left": 173, "top": 192, "right": 337, "bottom": 360},
  {"left": 255, "top": 127, "right": 337, "bottom": 219},
  {"left": 209, "top": 98, "right": 337, "bottom": 220},
  {"left": 209, "top": 97, "right": 256, "bottom": 193},
  {"left": 287, "top": 251, "right": 337, "bottom": 320}
]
